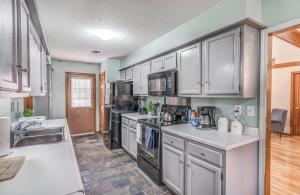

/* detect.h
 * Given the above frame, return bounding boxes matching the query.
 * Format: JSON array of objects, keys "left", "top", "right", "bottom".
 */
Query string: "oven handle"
[{"left": 141, "top": 124, "right": 160, "bottom": 132}]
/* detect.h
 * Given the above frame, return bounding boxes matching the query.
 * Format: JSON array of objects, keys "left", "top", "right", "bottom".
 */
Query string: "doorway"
[
  {"left": 262, "top": 22, "right": 300, "bottom": 195},
  {"left": 65, "top": 72, "right": 96, "bottom": 135}
]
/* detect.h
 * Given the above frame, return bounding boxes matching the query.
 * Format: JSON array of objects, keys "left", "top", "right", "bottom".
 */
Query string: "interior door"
[
  {"left": 66, "top": 72, "right": 96, "bottom": 135},
  {"left": 99, "top": 72, "right": 107, "bottom": 134},
  {"left": 292, "top": 73, "right": 300, "bottom": 135}
]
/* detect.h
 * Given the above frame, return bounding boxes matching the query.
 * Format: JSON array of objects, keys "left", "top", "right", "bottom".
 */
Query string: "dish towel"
[{"left": 145, "top": 127, "right": 153, "bottom": 150}]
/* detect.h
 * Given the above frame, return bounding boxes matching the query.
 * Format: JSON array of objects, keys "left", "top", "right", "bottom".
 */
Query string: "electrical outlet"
[
  {"left": 247, "top": 105, "right": 255, "bottom": 117},
  {"left": 234, "top": 105, "right": 242, "bottom": 116}
]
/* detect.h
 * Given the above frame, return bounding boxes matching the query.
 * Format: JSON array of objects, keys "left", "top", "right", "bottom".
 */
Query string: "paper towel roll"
[{"left": 0, "top": 117, "right": 10, "bottom": 157}]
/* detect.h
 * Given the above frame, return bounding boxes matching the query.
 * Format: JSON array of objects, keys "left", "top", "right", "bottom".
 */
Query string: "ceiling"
[
  {"left": 36, "top": 0, "right": 220, "bottom": 64},
  {"left": 275, "top": 25, "right": 300, "bottom": 48}
]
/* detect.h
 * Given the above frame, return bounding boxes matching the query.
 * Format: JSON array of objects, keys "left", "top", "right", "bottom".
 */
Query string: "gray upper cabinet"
[
  {"left": 151, "top": 57, "right": 163, "bottom": 73},
  {"left": 120, "top": 70, "right": 125, "bottom": 81},
  {"left": 162, "top": 143, "right": 184, "bottom": 195},
  {"left": 41, "top": 46, "right": 47, "bottom": 93},
  {"left": 203, "top": 28, "right": 240, "bottom": 95},
  {"left": 0, "top": 0, "right": 18, "bottom": 91},
  {"left": 186, "top": 155, "right": 222, "bottom": 195},
  {"left": 178, "top": 43, "right": 202, "bottom": 95},
  {"left": 132, "top": 65, "right": 141, "bottom": 95},
  {"left": 151, "top": 52, "right": 177, "bottom": 74},
  {"left": 140, "top": 61, "right": 150, "bottom": 95},
  {"left": 163, "top": 52, "right": 176, "bottom": 70},
  {"left": 125, "top": 67, "right": 133, "bottom": 81},
  {"left": 17, "top": 0, "right": 30, "bottom": 92}
]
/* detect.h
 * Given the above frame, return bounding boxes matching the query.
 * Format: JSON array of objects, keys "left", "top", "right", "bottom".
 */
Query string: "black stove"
[{"left": 137, "top": 104, "right": 190, "bottom": 185}]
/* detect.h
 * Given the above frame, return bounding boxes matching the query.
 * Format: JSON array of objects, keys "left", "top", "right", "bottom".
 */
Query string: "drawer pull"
[
  {"left": 179, "top": 160, "right": 183, "bottom": 164},
  {"left": 186, "top": 164, "right": 190, "bottom": 168},
  {"left": 170, "top": 140, "right": 174, "bottom": 144},
  {"left": 200, "top": 153, "right": 205, "bottom": 157}
]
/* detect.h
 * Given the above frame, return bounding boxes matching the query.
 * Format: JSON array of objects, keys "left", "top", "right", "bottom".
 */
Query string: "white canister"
[
  {"left": 218, "top": 117, "right": 229, "bottom": 133},
  {"left": 0, "top": 117, "right": 10, "bottom": 157},
  {"left": 231, "top": 120, "right": 243, "bottom": 135}
]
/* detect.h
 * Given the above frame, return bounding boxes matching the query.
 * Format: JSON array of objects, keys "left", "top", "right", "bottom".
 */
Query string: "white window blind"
[{"left": 71, "top": 78, "right": 92, "bottom": 107}]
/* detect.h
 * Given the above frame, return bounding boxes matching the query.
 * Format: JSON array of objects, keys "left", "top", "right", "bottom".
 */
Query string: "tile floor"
[{"left": 72, "top": 133, "right": 172, "bottom": 195}]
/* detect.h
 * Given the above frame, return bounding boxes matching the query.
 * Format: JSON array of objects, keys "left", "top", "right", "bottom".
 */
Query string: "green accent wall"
[
  {"left": 121, "top": 0, "right": 262, "bottom": 68},
  {"left": 262, "top": 0, "right": 300, "bottom": 26}
]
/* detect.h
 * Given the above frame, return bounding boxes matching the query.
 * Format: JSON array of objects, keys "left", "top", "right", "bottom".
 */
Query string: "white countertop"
[
  {"left": 161, "top": 123, "right": 259, "bottom": 150},
  {"left": 121, "top": 112, "right": 159, "bottom": 121},
  {"left": 0, "top": 119, "right": 84, "bottom": 195}
]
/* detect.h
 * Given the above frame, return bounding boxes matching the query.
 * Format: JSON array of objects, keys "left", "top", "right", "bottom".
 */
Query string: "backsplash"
[
  {"left": 191, "top": 98, "right": 258, "bottom": 128},
  {"left": 146, "top": 96, "right": 258, "bottom": 128},
  {"left": 0, "top": 98, "right": 24, "bottom": 122}
]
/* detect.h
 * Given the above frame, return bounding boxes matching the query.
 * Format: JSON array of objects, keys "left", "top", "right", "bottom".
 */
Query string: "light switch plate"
[
  {"left": 247, "top": 105, "right": 255, "bottom": 117},
  {"left": 234, "top": 105, "right": 242, "bottom": 116}
]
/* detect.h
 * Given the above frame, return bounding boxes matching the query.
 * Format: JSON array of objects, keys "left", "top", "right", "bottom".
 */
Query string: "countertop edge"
[{"left": 161, "top": 127, "right": 259, "bottom": 151}]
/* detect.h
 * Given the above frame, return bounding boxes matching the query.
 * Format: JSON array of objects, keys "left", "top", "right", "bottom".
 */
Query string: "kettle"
[{"left": 162, "top": 111, "right": 174, "bottom": 122}]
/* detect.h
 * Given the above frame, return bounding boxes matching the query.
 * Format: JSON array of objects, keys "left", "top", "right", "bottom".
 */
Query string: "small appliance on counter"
[
  {"left": 218, "top": 117, "right": 229, "bottom": 132},
  {"left": 137, "top": 104, "right": 190, "bottom": 185},
  {"left": 231, "top": 117, "right": 244, "bottom": 135},
  {"left": 197, "top": 106, "right": 216, "bottom": 129}
]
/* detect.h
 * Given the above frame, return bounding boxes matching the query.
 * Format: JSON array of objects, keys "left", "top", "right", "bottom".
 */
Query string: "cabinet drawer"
[
  {"left": 122, "top": 118, "right": 129, "bottom": 125},
  {"left": 163, "top": 133, "right": 184, "bottom": 150},
  {"left": 128, "top": 120, "right": 137, "bottom": 128},
  {"left": 188, "top": 142, "right": 223, "bottom": 167}
]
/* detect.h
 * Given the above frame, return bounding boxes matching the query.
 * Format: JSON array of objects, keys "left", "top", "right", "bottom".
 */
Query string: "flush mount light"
[
  {"left": 297, "top": 28, "right": 300, "bottom": 32},
  {"left": 97, "top": 29, "right": 115, "bottom": 40},
  {"left": 91, "top": 50, "right": 102, "bottom": 54}
]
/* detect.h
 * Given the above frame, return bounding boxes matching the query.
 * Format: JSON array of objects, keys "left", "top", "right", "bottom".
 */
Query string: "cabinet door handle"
[
  {"left": 22, "top": 68, "right": 27, "bottom": 72},
  {"left": 179, "top": 160, "right": 183, "bottom": 164},
  {"left": 186, "top": 164, "right": 190, "bottom": 167}
]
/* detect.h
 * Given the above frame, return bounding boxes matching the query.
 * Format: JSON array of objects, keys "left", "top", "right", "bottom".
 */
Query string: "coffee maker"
[{"left": 197, "top": 106, "right": 216, "bottom": 128}]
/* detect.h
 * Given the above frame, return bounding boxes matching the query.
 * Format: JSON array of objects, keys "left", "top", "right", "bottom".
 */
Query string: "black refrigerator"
[{"left": 104, "top": 81, "right": 137, "bottom": 150}]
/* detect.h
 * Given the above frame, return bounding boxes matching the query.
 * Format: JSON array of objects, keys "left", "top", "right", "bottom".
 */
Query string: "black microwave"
[{"left": 148, "top": 70, "right": 177, "bottom": 96}]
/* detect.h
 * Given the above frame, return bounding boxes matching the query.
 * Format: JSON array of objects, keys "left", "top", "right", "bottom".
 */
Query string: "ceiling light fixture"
[
  {"left": 297, "top": 28, "right": 300, "bottom": 32},
  {"left": 91, "top": 50, "right": 102, "bottom": 54},
  {"left": 97, "top": 29, "right": 115, "bottom": 41}
]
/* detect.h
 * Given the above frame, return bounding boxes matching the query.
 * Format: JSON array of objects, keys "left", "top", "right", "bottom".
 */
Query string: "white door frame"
[{"left": 259, "top": 17, "right": 300, "bottom": 195}]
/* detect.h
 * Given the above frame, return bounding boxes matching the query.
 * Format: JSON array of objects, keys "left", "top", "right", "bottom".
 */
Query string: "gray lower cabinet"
[
  {"left": 121, "top": 125, "right": 128, "bottom": 150},
  {"left": 186, "top": 155, "right": 221, "bottom": 195},
  {"left": 202, "top": 28, "right": 240, "bottom": 95},
  {"left": 122, "top": 117, "right": 137, "bottom": 159},
  {"left": 178, "top": 43, "right": 202, "bottom": 95},
  {"left": 128, "top": 127, "right": 137, "bottom": 158},
  {"left": 162, "top": 143, "right": 184, "bottom": 195},
  {"left": 0, "top": 0, "right": 18, "bottom": 91}
]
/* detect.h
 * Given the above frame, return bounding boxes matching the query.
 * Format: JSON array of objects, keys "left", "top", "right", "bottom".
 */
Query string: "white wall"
[
  {"left": 52, "top": 59, "right": 100, "bottom": 131},
  {"left": 271, "top": 37, "right": 300, "bottom": 133}
]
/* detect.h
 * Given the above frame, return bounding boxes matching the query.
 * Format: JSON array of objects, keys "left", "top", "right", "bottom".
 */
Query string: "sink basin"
[
  {"left": 14, "top": 134, "right": 65, "bottom": 147},
  {"left": 22, "top": 127, "right": 64, "bottom": 136}
]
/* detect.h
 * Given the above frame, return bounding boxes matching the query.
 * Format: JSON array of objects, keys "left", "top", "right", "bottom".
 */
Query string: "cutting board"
[{"left": 0, "top": 155, "right": 25, "bottom": 181}]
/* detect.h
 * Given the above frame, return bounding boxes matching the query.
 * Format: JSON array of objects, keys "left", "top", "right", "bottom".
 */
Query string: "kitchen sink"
[
  {"left": 14, "top": 134, "right": 65, "bottom": 147},
  {"left": 22, "top": 127, "right": 64, "bottom": 136}
]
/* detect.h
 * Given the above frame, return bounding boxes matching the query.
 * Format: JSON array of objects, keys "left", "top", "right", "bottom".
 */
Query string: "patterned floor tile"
[{"left": 72, "top": 133, "right": 173, "bottom": 195}]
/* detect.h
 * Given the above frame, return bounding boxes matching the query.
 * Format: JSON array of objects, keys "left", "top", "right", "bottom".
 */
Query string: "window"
[{"left": 71, "top": 78, "right": 92, "bottom": 107}]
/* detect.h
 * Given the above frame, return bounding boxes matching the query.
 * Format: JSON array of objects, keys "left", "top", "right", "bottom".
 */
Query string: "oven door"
[
  {"left": 138, "top": 124, "right": 161, "bottom": 168},
  {"left": 148, "top": 73, "right": 167, "bottom": 96}
]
